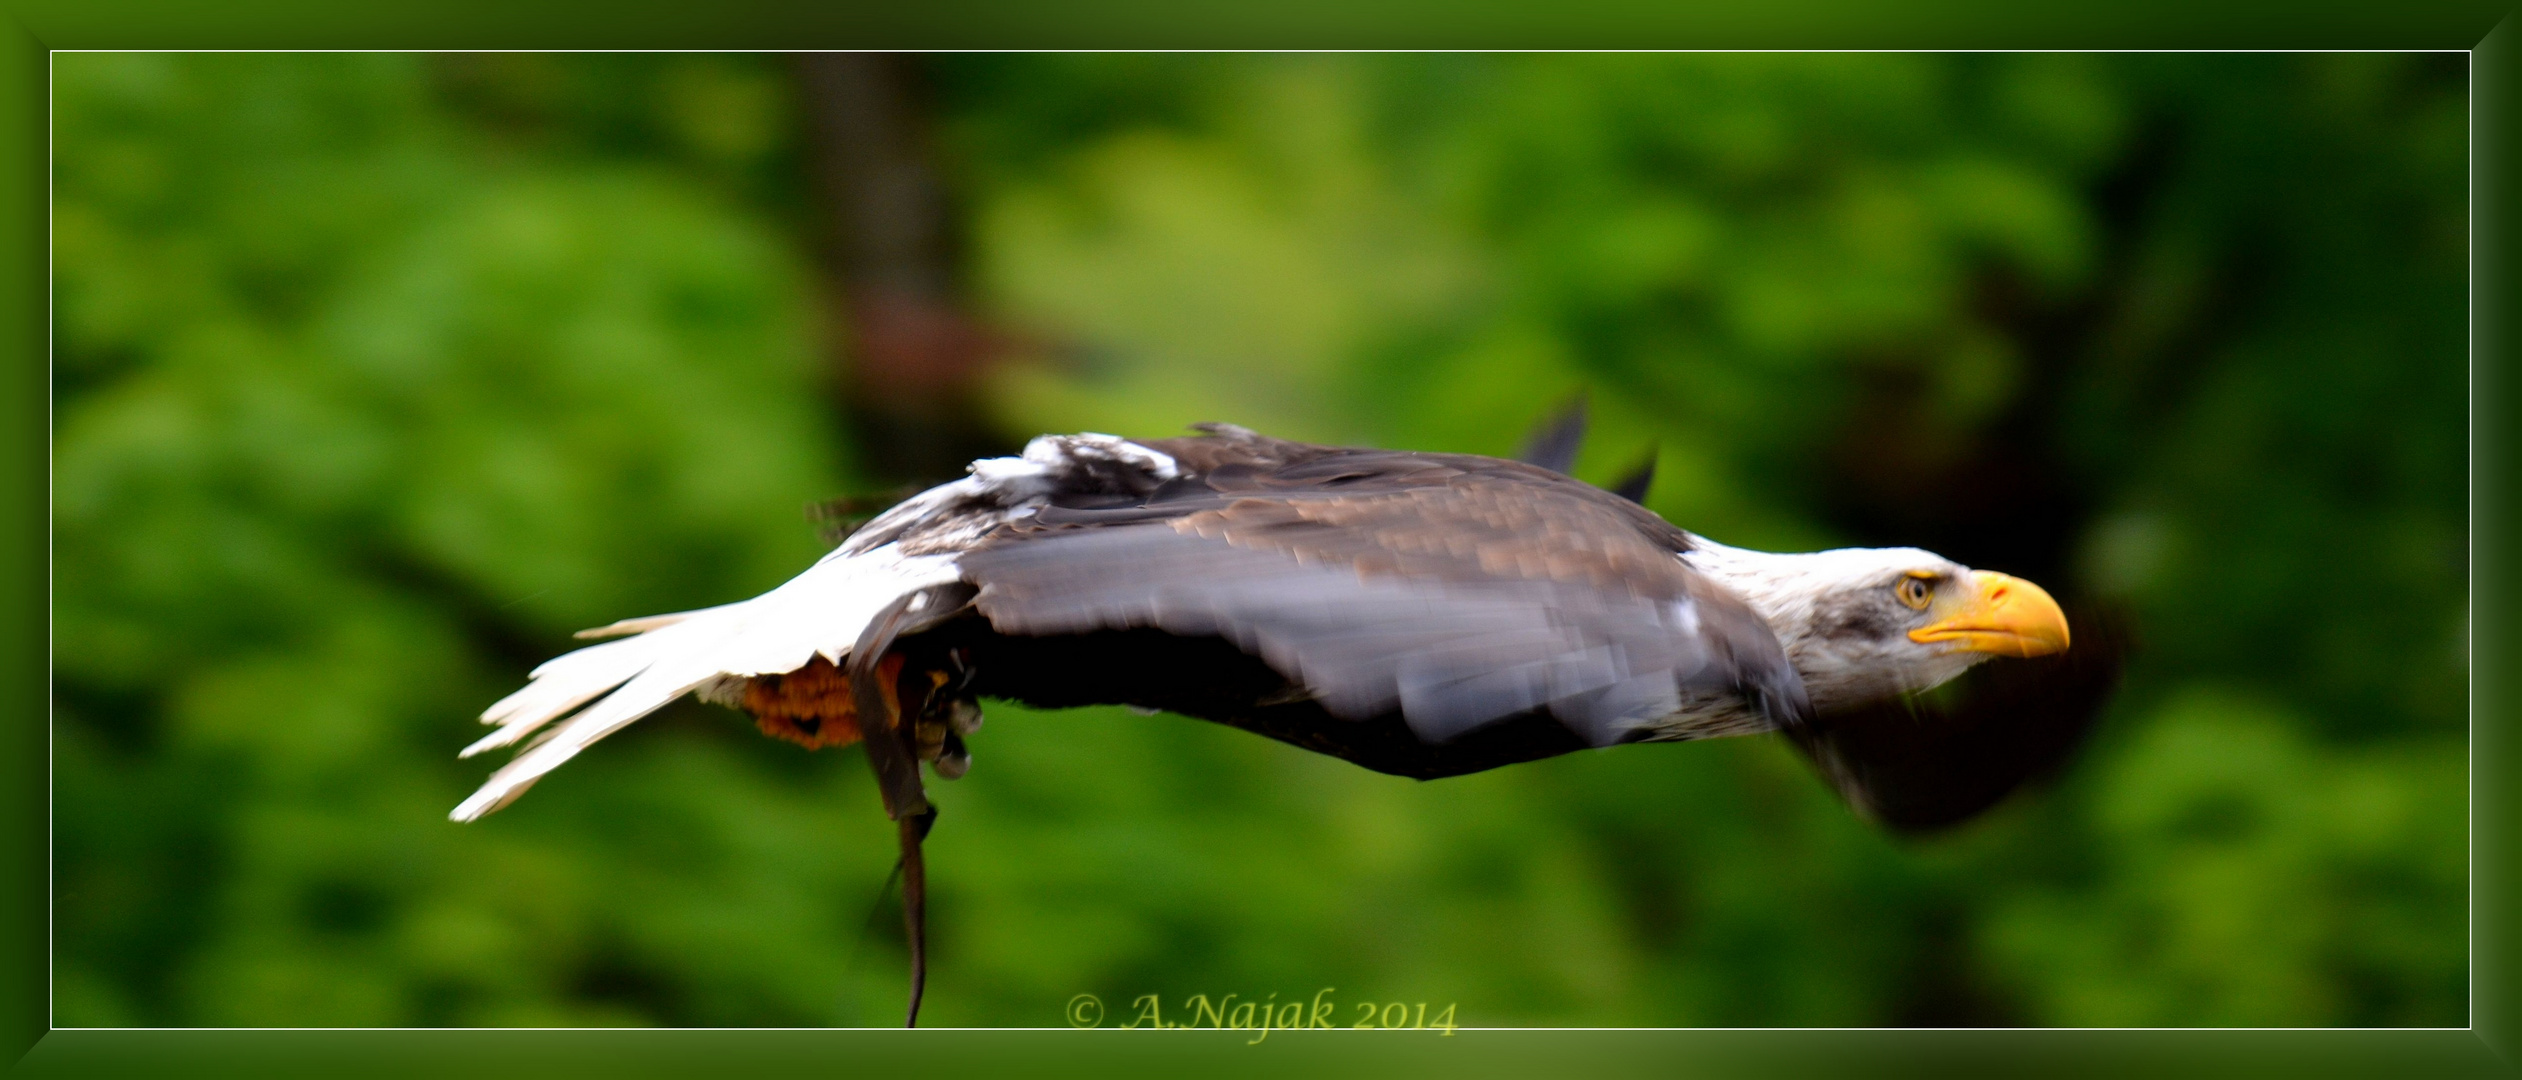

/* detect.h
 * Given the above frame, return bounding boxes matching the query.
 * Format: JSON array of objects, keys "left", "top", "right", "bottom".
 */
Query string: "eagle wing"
[
  {"left": 956, "top": 428, "right": 1810, "bottom": 747},
  {"left": 1789, "top": 607, "right": 2127, "bottom": 831}
]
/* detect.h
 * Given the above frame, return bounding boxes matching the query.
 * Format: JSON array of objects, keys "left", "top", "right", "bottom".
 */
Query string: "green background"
[{"left": 48, "top": 51, "right": 2468, "bottom": 1029}]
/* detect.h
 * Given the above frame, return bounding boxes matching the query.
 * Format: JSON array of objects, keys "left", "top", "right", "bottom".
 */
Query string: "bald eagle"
[{"left": 451, "top": 419, "right": 2119, "bottom": 1024}]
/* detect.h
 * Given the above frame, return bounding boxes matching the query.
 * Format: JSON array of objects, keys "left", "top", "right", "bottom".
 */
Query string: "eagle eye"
[{"left": 1894, "top": 574, "right": 1934, "bottom": 610}]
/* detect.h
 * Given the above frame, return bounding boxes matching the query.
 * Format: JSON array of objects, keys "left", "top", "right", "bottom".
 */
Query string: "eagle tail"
[
  {"left": 448, "top": 432, "right": 1183, "bottom": 822},
  {"left": 448, "top": 545, "right": 964, "bottom": 822}
]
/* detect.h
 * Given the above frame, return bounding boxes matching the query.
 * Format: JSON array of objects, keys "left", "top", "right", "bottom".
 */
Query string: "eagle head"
[{"left": 1685, "top": 542, "right": 2071, "bottom": 714}]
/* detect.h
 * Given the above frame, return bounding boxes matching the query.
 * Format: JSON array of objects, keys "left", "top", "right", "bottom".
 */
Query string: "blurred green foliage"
[{"left": 52, "top": 53, "right": 2466, "bottom": 1027}]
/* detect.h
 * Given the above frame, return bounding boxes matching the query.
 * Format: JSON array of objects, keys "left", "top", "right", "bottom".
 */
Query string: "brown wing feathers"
[{"left": 954, "top": 428, "right": 1811, "bottom": 748}]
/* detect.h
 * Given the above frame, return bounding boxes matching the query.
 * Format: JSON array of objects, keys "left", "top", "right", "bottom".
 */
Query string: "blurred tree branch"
[{"left": 798, "top": 52, "right": 1011, "bottom": 484}]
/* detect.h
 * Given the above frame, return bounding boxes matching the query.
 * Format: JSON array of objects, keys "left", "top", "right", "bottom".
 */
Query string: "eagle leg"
[{"left": 849, "top": 593, "right": 932, "bottom": 822}]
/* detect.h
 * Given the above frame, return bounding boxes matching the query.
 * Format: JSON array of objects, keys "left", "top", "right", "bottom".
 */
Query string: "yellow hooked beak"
[{"left": 1908, "top": 570, "right": 2070, "bottom": 658}]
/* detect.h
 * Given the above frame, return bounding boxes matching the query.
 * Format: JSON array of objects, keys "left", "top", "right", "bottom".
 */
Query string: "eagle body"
[{"left": 454, "top": 424, "right": 2097, "bottom": 827}]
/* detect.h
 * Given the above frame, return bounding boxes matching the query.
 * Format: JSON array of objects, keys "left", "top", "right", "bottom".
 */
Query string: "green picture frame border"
[{"left": 2, "top": 3, "right": 2511, "bottom": 1074}]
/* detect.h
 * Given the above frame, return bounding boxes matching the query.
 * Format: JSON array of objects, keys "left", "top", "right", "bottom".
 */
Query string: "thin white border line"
[
  {"left": 2461, "top": 44, "right": 2475, "bottom": 1036},
  {"left": 36, "top": 48, "right": 2484, "bottom": 54},
  {"left": 34, "top": 44, "right": 2481, "bottom": 1039},
  {"left": 46, "top": 46, "right": 58, "bottom": 1038},
  {"left": 33, "top": 1024, "right": 2487, "bottom": 1031}
]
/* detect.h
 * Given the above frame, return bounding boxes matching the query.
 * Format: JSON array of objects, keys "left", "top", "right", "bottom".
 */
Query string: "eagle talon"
[
  {"left": 934, "top": 733, "right": 971, "bottom": 780},
  {"left": 946, "top": 698, "right": 983, "bottom": 736}
]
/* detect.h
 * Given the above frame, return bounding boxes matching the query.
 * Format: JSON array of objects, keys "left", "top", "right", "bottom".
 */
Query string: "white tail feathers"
[
  {"left": 450, "top": 431, "right": 1184, "bottom": 824},
  {"left": 571, "top": 605, "right": 733, "bottom": 640},
  {"left": 449, "top": 546, "right": 965, "bottom": 822}
]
